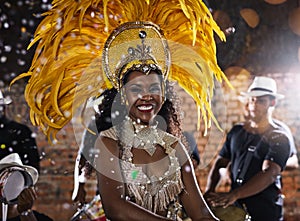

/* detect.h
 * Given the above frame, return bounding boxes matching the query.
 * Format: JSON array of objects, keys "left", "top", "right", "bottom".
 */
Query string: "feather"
[{"left": 11, "top": 0, "right": 231, "bottom": 141}]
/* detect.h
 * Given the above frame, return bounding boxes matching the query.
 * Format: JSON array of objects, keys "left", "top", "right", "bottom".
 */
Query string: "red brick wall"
[{"left": 6, "top": 72, "right": 300, "bottom": 220}]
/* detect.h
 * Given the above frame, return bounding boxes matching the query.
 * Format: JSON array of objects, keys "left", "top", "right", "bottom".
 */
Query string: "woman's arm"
[
  {"left": 174, "top": 142, "right": 219, "bottom": 221},
  {"left": 94, "top": 136, "right": 173, "bottom": 221}
]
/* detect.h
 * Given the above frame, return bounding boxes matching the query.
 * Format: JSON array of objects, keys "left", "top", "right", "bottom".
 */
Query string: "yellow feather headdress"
[{"left": 11, "top": 0, "right": 231, "bottom": 141}]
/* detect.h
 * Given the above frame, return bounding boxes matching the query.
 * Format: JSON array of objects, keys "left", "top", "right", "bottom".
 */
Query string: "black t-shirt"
[
  {"left": 79, "top": 120, "right": 98, "bottom": 165},
  {"left": 220, "top": 124, "right": 290, "bottom": 183},
  {"left": 219, "top": 123, "right": 290, "bottom": 220},
  {"left": 6, "top": 210, "right": 53, "bottom": 221},
  {"left": 0, "top": 118, "right": 40, "bottom": 171}
]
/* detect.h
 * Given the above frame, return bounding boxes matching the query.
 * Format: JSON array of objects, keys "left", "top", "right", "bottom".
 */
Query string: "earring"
[
  {"left": 120, "top": 89, "right": 128, "bottom": 106},
  {"left": 161, "top": 81, "right": 167, "bottom": 103}
]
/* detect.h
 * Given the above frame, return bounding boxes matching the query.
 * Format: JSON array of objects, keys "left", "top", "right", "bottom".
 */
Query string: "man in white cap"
[
  {"left": 0, "top": 90, "right": 40, "bottom": 172},
  {"left": 205, "top": 76, "right": 291, "bottom": 221},
  {"left": 242, "top": 100, "right": 298, "bottom": 170}
]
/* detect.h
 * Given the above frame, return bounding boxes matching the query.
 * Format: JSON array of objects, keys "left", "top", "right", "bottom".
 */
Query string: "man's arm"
[
  {"left": 210, "top": 160, "right": 281, "bottom": 207},
  {"left": 18, "top": 187, "right": 38, "bottom": 221}
]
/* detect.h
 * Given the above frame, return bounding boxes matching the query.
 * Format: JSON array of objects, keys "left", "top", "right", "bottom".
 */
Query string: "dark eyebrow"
[
  {"left": 127, "top": 82, "right": 161, "bottom": 87},
  {"left": 126, "top": 83, "right": 143, "bottom": 89},
  {"left": 150, "top": 82, "right": 161, "bottom": 86}
]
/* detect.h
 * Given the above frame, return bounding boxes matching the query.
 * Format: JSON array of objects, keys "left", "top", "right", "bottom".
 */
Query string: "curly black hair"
[{"left": 94, "top": 80, "right": 183, "bottom": 138}]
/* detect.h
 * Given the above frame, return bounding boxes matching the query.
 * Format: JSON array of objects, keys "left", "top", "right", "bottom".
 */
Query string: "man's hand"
[
  {"left": 17, "top": 186, "right": 37, "bottom": 214},
  {"left": 204, "top": 191, "right": 238, "bottom": 208}
]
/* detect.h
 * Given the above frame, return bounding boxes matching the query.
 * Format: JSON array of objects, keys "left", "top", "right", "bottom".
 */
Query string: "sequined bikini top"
[{"left": 100, "top": 118, "right": 184, "bottom": 214}]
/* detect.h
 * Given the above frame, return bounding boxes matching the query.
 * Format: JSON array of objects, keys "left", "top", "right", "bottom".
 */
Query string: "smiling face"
[{"left": 123, "top": 71, "right": 164, "bottom": 124}]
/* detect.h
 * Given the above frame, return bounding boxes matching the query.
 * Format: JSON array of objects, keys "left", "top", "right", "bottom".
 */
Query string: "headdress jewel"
[{"left": 103, "top": 21, "right": 170, "bottom": 91}]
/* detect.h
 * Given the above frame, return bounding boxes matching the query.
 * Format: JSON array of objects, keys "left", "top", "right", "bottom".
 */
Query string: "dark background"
[{"left": 1, "top": 0, "right": 300, "bottom": 86}]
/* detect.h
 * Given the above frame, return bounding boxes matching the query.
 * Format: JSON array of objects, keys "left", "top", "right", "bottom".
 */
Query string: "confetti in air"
[{"left": 0, "top": 0, "right": 52, "bottom": 84}]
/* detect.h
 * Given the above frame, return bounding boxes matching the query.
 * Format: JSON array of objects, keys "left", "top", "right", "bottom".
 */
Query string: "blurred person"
[
  {"left": 72, "top": 119, "right": 99, "bottom": 206},
  {"left": 205, "top": 76, "right": 291, "bottom": 221},
  {"left": 0, "top": 90, "right": 40, "bottom": 172},
  {"left": 71, "top": 92, "right": 114, "bottom": 221},
  {"left": 0, "top": 153, "right": 53, "bottom": 221},
  {"left": 0, "top": 91, "right": 51, "bottom": 220},
  {"left": 241, "top": 97, "right": 299, "bottom": 170},
  {"left": 217, "top": 95, "right": 300, "bottom": 187},
  {"left": 72, "top": 91, "right": 115, "bottom": 205},
  {"left": 183, "top": 131, "right": 201, "bottom": 170}
]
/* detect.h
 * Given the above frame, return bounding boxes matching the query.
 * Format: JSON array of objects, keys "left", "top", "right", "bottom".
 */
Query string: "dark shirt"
[
  {"left": 6, "top": 210, "right": 53, "bottom": 221},
  {"left": 219, "top": 123, "right": 290, "bottom": 220},
  {"left": 79, "top": 120, "right": 98, "bottom": 165},
  {"left": 0, "top": 118, "right": 40, "bottom": 171},
  {"left": 183, "top": 131, "right": 200, "bottom": 165}
]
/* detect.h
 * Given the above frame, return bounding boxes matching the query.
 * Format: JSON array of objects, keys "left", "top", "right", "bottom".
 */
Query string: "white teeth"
[{"left": 138, "top": 105, "right": 152, "bottom": 110}]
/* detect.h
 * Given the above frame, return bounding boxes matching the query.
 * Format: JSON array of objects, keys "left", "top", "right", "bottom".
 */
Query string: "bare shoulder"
[
  {"left": 95, "top": 133, "right": 120, "bottom": 158},
  {"left": 173, "top": 140, "right": 190, "bottom": 165},
  {"left": 94, "top": 134, "right": 122, "bottom": 178}
]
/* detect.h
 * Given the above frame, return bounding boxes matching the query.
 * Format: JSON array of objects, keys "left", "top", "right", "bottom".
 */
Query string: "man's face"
[{"left": 247, "top": 95, "right": 273, "bottom": 122}]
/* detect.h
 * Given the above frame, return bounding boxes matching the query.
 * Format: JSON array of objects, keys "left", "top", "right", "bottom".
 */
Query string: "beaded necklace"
[{"left": 119, "top": 117, "right": 166, "bottom": 157}]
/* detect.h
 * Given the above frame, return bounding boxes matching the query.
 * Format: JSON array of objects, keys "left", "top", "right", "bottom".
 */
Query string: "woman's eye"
[
  {"left": 149, "top": 86, "right": 161, "bottom": 93},
  {"left": 128, "top": 87, "right": 142, "bottom": 93}
]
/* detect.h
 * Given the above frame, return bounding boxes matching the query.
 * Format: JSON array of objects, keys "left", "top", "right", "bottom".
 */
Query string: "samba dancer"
[{"left": 12, "top": 0, "right": 230, "bottom": 220}]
